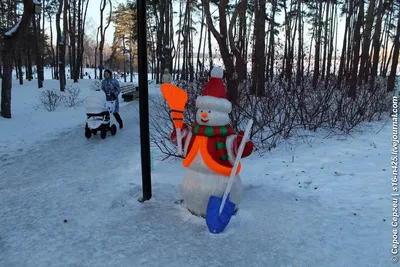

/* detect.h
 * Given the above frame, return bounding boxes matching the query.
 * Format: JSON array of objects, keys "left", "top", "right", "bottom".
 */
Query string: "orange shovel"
[{"left": 160, "top": 83, "right": 188, "bottom": 155}]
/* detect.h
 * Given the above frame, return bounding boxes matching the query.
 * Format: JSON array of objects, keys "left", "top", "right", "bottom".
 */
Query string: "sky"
[{"left": 85, "top": 0, "right": 115, "bottom": 44}]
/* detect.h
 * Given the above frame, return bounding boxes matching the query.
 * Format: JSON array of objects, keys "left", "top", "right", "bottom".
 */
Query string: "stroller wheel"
[
  {"left": 85, "top": 128, "right": 92, "bottom": 139},
  {"left": 110, "top": 124, "right": 117, "bottom": 136},
  {"left": 100, "top": 129, "right": 107, "bottom": 139}
]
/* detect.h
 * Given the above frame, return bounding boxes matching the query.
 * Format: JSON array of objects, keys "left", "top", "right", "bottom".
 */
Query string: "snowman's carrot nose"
[{"left": 201, "top": 112, "right": 208, "bottom": 118}]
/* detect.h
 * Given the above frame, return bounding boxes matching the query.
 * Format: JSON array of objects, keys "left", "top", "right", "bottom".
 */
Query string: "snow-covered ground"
[{"left": 0, "top": 71, "right": 394, "bottom": 266}]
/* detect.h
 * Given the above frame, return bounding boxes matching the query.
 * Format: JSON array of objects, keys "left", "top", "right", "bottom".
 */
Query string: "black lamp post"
[{"left": 137, "top": 0, "right": 152, "bottom": 202}]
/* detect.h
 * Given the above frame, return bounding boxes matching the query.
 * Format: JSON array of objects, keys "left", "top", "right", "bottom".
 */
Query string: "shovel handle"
[
  {"left": 176, "top": 128, "right": 183, "bottom": 156},
  {"left": 219, "top": 119, "right": 253, "bottom": 214}
]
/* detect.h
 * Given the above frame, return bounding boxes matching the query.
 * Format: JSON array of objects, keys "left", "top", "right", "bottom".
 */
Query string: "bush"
[
  {"left": 63, "top": 86, "right": 81, "bottom": 107},
  {"left": 40, "top": 89, "right": 63, "bottom": 112},
  {"left": 149, "top": 75, "right": 392, "bottom": 158},
  {"left": 90, "top": 80, "right": 102, "bottom": 91}
]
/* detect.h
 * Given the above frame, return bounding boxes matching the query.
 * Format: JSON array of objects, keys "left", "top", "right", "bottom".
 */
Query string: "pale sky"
[{"left": 86, "top": 0, "right": 115, "bottom": 44}]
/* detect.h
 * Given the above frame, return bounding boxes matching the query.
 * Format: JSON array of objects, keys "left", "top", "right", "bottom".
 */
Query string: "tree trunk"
[
  {"left": 348, "top": 1, "right": 363, "bottom": 99},
  {"left": 387, "top": 7, "right": 400, "bottom": 92},
  {"left": 201, "top": 26, "right": 207, "bottom": 75},
  {"left": 25, "top": 34, "right": 33, "bottom": 81},
  {"left": 75, "top": 0, "right": 83, "bottom": 80},
  {"left": 56, "top": 0, "right": 63, "bottom": 86},
  {"left": 81, "top": 0, "right": 89, "bottom": 79},
  {"left": 189, "top": 9, "right": 195, "bottom": 82},
  {"left": 17, "top": 50, "right": 23, "bottom": 85},
  {"left": 48, "top": 13, "right": 56, "bottom": 79},
  {"left": 1, "top": 0, "right": 35, "bottom": 118},
  {"left": 95, "top": 26, "right": 100, "bottom": 79},
  {"left": 333, "top": 6, "right": 338, "bottom": 76},
  {"left": 196, "top": 7, "right": 205, "bottom": 77},
  {"left": 267, "top": 0, "right": 276, "bottom": 82},
  {"left": 321, "top": 2, "right": 330, "bottom": 81},
  {"left": 70, "top": 0, "right": 76, "bottom": 81},
  {"left": 381, "top": 3, "right": 393, "bottom": 77},
  {"left": 165, "top": 0, "right": 171, "bottom": 71},
  {"left": 296, "top": 0, "right": 303, "bottom": 87},
  {"left": 130, "top": 53, "right": 133, "bottom": 82},
  {"left": 99, "top": 0, "right": 112, "bottom": 80},
  {"left": 251, "top": 0, "right": 266, "bottom": 95},
  {"left": 156, "top": 1, "right": 164, "bottom": 82},
  {"left": 257, "top": 0, "right": 266, "bottom": 95},
  {"left": 208, "top": 28, "right": 213, "bottom": 72},
  {"left": 384, "top": 45, "right": 395, "bottom": 77},
  {"left": 1, "top": 39, "right": 14, "bottom": 118},
  {"left": 172, "top": 0, "right": 182, "bottom": 80},
  {"left": 41, "top": 0, "right": 45, "bottom": 82},
  {"left": 180, "top": 0, "right": 189, "bottom": 80},
  {"left": 312, "top": 2, "right": 323, "bottom": 89},
  {"left": 33, "top": 13, "right": 43, "bottom": 88},
  {"left": 325, "top": 4, "right": 335, "bottom": 89},
  {"left": 68, "top": 5, "right": 73, "bottom": 79},
  {"left": 203, "top": 0, "right": 239, "bottom": 102},
  {"left": 228, "top": 2, "right": 247, "bottom": 81},
  {"left": 371, "top": 0, "right": 384, "bottom": 79},
  {"left": 338, "top": 2, "right": 350, "bottom": 87},
  {"left": 58, "top": 0, "right": 68, "bottom": 91},
  {"left": 359, "top": 0, "right": 376, "bottom": 84},
  {"left": 239, "top": 0, "right": 247, "bottom": 60}
]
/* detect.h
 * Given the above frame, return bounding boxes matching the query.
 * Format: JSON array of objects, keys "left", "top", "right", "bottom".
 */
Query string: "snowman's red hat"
[{"left": 196, "top": 67, "right": 232, "bottom": 113}]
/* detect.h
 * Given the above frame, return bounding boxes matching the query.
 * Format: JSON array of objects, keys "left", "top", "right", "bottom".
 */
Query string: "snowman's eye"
[
  {"left": 200, "top": 110, "right": 203, "bottom": 113},
  {"left": 208, "top": 111, "right": 211, "bottom": 113}
]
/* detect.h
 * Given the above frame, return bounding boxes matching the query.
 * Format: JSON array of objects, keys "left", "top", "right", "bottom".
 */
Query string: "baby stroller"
[{"left": 84, "top": 91, "right": 117, "bottom": 139}]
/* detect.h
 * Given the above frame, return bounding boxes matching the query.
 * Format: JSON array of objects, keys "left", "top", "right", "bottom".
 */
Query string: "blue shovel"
[{"left": 206, "top": 119, "right": 254, "bottom": 234}]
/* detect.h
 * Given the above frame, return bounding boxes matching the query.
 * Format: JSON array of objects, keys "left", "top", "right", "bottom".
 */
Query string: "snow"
[
  {"left": 0, "top": 79, "right": 95, "bottom": 155},
  {"left": 210, "top": 66, "right": 224, "bottom": 78},
  {"left": 0, "top": 70, "right": 394, "bottom": 266},
  {"left": 5, "top": 20, "right": 21, "bottom": 37}
]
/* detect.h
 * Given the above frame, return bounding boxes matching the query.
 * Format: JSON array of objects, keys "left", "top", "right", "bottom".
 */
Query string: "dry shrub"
[
  {"left": 149, "top": 75, "right": 391, "bottom": 158},
  {"left": 40, "top": 89, "right": 63, "bottom": 111}
]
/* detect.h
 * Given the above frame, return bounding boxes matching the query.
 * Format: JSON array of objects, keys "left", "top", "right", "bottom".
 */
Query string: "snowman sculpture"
[{"left": 171, "top": 67, "right": 254, "bottom": 217}]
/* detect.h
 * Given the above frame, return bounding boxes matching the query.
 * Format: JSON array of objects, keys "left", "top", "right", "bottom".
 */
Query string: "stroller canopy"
[{"left": 84, "top": 90, "right": 107, "bottom": 114}]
